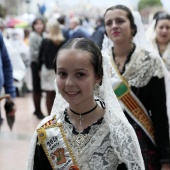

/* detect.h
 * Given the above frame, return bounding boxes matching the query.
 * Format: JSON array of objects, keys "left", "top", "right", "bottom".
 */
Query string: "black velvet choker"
[{"left": 69, "top": 103, "right": 98, "bottom": 116}]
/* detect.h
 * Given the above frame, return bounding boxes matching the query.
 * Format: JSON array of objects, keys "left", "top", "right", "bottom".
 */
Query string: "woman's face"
[
  {"left": 104, "top": 9, "right": 133, "bottom": 44},
  {"left": 56, "top": 49, "right": 101, "bottom": 108},
  {"left": 155, "top": 19, "right": 170, "bottom": 44},
  {"left": 34, "top": 20, "right": 44, "bottom": 34}
]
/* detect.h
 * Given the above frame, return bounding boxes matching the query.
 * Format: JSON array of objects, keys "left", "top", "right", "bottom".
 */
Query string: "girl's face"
[
  {"left": 56, "top": 49, "right": 101, "bottom": 107},
  {"left": 104, "top": 9, "right": 133, "bottom": 44},
  {"left": 155, "top": 19, "right": 170, "bottom": 44},
  {"left": 34, "top": 20, "right": 44, "bottom": 34}
]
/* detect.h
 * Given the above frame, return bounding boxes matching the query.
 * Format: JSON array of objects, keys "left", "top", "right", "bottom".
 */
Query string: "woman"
[
  {"left": 0, "top": 32, "right": 16, "bottom": 127},
  {"left": 38, "top": 19, "right": 65, "bottom": 114},
  {"left": 27, "top": 38, "right": 144, "bottom": 170},
  {"left": 29, "top": 18, "right": 46, "bottom": 119},
  {"left": 103, "top": 5, "right": 170, "bottom": 170},
  {"left": 147, "top": 12, "right": 170, "bottom": 72}
]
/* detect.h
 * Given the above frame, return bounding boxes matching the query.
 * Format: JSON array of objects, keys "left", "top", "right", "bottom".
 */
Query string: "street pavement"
[{"left": 0, "top": 93, "right": 47, "bottom": 170}]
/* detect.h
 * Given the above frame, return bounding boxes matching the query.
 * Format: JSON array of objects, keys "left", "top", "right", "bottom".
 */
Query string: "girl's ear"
[{"left": 95, "top": 76, "right": 102, "bottom": 85}]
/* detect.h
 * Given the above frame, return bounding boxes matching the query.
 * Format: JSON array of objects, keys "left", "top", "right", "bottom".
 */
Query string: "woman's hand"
[
  {"left": 0, "top": 94, "right": 10, "bottom": 101},
  {"left": 161, "top": 164, "right": 170, "bottom": 170}
]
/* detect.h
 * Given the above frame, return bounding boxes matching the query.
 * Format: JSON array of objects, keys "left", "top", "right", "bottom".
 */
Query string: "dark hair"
[
  {"left": 97, "top": 16, "right": 104, "bottom": 26},
  {"left": 31, "top": 18, "right": 46, "bottom": 32},
  {"left": 154, "top": 12, "right": 170, "bottom": 28},
  {"left": 53, "top": 38, "right": 103, "bottom": 84},
  {"left": 153, "top": 11, "right": 164, "bottom": 20},
  {"left": 24, "top": 29, "right": 30, "bottom": 38},
  {"left": 57, "top": 15, "right": 66, "bottom": 25},
  {"left": 104, "top": 5, "right": 137, "bottom": 37}
]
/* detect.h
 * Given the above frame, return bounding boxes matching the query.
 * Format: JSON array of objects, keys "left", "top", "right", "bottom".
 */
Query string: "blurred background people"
[
  {"left": 146, "top": 12, "right": 170, "bottom": 73},
  {"left": 38, "top": 19, "right": 65, "bottom": 115},
  {"left": 3, "top": 28, "right": 27, "bottom": 97},
  {"left": 29, "top": 17, "right": 46, "bottom": 119},
  {"left": 57, "top": 15, "right": 70, "bottom": 41},
  {"left": 69, "top": 16, "right": 91, "bottom": 39},
  {"left": 23, "top": 28, "right": 30, "bottom": 46},
  {"left": 91, "top": 16, "right": 105, "bottom": 49},
  {"left": 0, "top": 32, "right": 16, "bottom": 126},
  {"left": 8, "top": 28, "right": 30, "bottom": 96}
]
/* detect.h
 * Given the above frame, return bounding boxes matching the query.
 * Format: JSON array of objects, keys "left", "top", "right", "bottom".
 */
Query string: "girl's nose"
[{"left": 65, "top": 76, "right": 75, "bottom": 86}]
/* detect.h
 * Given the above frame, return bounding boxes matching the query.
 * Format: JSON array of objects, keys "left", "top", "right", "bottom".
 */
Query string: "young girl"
[{"left": 27, "top": 38, "right": 144, "bottom": 170}]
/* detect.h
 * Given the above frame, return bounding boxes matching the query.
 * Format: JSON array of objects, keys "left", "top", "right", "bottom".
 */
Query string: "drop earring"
[{"left": 94, "top": 84, "right": 100, "bottom": 98}]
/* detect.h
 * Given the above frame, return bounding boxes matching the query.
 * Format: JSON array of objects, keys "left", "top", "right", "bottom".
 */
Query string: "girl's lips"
[
  {"left": 67, "top": 92, "right": 78, "bottom": 94},
  {"left": 65, "top": 91, "right": 80, "bottom": 96}
]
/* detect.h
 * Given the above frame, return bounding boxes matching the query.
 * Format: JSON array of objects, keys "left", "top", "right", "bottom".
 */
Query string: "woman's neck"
[
  {"left": 156, "top": 41, "right": 168, "bottom": 53},
  {"left": 112, "top": 42, "right": 135, "bottom": 74},
  {"left": 113, "top": 43, "right": 133, "bottom": 58},
  {"left": 36, "top": 31, "right": 43, "bottom": 36},
  {"left": 69, "top": 99, "right": 96, "bottom": 114},
  {"left": 67, "top": 100, "right": 104, "bottom": 131}
]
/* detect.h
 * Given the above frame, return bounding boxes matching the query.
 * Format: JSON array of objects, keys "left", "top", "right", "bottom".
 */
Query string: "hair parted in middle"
[
  {"left": 53, "top": 38, "right": 103, "bottom": 84},
  {"left": 154, "top": 12, "right": 170, "bottom": 28}
]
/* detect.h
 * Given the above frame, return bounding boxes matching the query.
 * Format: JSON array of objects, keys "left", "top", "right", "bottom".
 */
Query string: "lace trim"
[
  {"left": 152, "top": 40, "right": 170, "bottom": 72},
  {"left": 124, "top": 48, "right": 164, "bottom": 87},
  {"left": 107, "top": 46, "right": 164, "bottom": 87}
]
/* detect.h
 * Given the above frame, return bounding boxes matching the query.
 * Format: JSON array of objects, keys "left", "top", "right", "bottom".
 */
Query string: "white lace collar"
[
  {"left": 123, "top": 46, "right": 164, "bottom": 87},
  {"left": 108, "top": 46, "right": 164, "bottom": 87}
]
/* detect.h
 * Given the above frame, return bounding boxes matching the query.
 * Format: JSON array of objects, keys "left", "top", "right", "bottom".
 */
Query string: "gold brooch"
[{"left": 37, "top": 128, "right": 46, "bottom": 144}]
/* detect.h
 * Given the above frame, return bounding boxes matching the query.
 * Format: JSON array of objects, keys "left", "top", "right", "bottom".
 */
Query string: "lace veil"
[{"left": 145, "top": 19, "right": 156, "bottom": 42}]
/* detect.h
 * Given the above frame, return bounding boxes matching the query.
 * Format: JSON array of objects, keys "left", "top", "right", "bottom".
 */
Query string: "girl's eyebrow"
[
  {"left": 75, "top": 68, "right": 88, "bottom": 71},
  {"left": 57, "top": 68, "right": 88, "bottom": 71}
]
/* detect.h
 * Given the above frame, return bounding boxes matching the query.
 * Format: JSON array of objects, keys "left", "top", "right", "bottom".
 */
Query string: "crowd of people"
[
  {"left": 0, "top": 3, "right": 170, "bottom": 170},
  {"left": 1, "top": 14, "right": 105, "bottom": 119}
]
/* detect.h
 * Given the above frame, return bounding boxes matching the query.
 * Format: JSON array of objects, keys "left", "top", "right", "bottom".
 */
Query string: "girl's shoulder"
[{"left": 36, "top": 115, "right": 56, "bottom": 130}]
